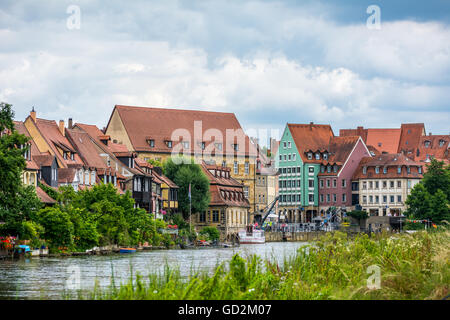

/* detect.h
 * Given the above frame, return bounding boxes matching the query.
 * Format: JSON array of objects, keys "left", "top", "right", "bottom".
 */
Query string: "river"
[{"left": 0, "top": 242, "right": 308, "bottom": 299}]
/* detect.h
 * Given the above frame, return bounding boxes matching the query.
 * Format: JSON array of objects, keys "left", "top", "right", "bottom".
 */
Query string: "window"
[
  {"left": 320, "top": 166, "right": 325, "bottom": 173},
  {"left": 383, "top": 195, "right": 387, "bottom": 203},
  {"left": 326, "top": 194, "right": 330, "bottom": 202},
  {"left": 323, "top": 153, "right": 328, "bottom": 160},
  {"left": 369, "top": 195, "right": 373, "bottom": 203},
  {"left": 288, "top": 154, "right": 291, "bottom": 161},
  {"left": 284, "top": 155, "right": 287, "bottom": 161},
  {"left": 320, "top": 179, "right": 324, "bottom": 188},
  {"left": 234, "top": 161, "right": 238, "bottom": 174},
  {"left": 308, "top": 194, "right": 314, "bottom": 203},
  {"left": 397, "top": 181, "right": 401, "bottom": 188},
  {"left": 342, "top": 194, "right": 346, "bottom": 203},
  {"left": 397, "top": 195, "right": 402, "bottom": 203},
  {"left": 327, "top": 166, "right": 331, "bottom": 173},
  {"left": 315, "top": 153, "right": 320, "bottom": 160},
  {"left": 287, "top": 167, "right": 291, "bottom": 174},
  {"left": 297, "top": 179, "right": 301, "bottom": 187},
  {"left": 292, "top": 154, "right": 296, "bottom": 161},
  {"left": 222, "top": 160, "right": 226, "bottom": 168},
  {"left": 363, "top": 196, "right": 367, "bottom": 203},
  {"left": 287, "top": 180, "right": 291, "bottom": 188},
  {"left": 407, "top": 166, "right": 411, "bottom": 174},
  {"left": 320, "top": 194, "right": 324, "bottom": 203},
  {"left": 283, "top": 142, "right": 287, "bottom": 148},
  {"left": 279, "top": 154, "right": 282, "bottom": 161},
  {"left": 149, "top": 139, "right": 155, "bottom": 147},
  {"left": 201, "top": 142, "right": 206, "bottom": 150},
  {"left": 282, "top": 168, "right": 287, "bottom": 174},
  {"left": 375, "top": 181, "right": 379, "bottom": 189},
  {"left": 397, "top": 166, "right": 401, "bottom": 174},
  {"left": 167, "top": 141, "right": 172, "bottom": 148},
  {"left": 279, "top": 180, "right": 282, "bottom": 188},
  {"left": 332, "top": 179, "right": 337, "bottom": 188},
  {"left": 233, "top": 144, "right": 239, "bottom": 151},
  {"left": 309, "top": 167, "right": 314, "bottom": 173},
  {"left": 183, "top": 141, "right": 189, "bottom": 149},
  {"left": 244, "top": 162, "right": 249, "bottom": 174},
  {"left": 307, "top": 152, "right": 312, "bottom": 160},
  {"left": 342, "top": 179, "right": 346, "bottom": 188},
  {"left": 390, "top": 195, "right": 394, "bottom": 203},
  {"left": 63, "top": 152, "right": 68, "bottom": 160},
  {"left": 362, "top": 181, "right": 367, "bottom": 190},
  {"left": 199, "top": 211, "right": 206, "bottom": 222},
  {"left": 363, "top": 166, "right": 367, "bottom": 174},
  {"left": 375, "top": 167, "right": 380, "bottom": 174},
  {"left": 288, "top": 141, "right": 291, "bottom": 148},
  {"left": 390, "top": 181, "right": 394, "bottom": 188},
  {"left": 439, "top": 139, "right": 446, "bottom": 147},
  {"left": 308, "top": 179, "right": 314, "bottom": 188},
  {"left": 383, "top": 181, "right": 387, "bottom": 188},
  {"left": 297, "top": 167, "right": 301, "bottom": 173},
  {"left": 333, "top": 194, "right": 337, "bottom": 202},
  {"left": 213, "top": 210, "right": 219, "bottom": 222},
  {"left": 375, "top": 196, "right": 379, "bottom": 203},
  {"left": 326, "top": 179, "right": 331, "bottom": 188},
  {"left": 418, "top": 166, "right": 422, "bottom": 174},
  {"left": 244, "top": 186, "right": 249, "bottom": 198},
  {"left": 333, "top": 165, "right": 337, "bottom": 173},
  {"left": 70, "top": 153, "right": 74, "bottom": 161},
  {"left": 383, "top": 167, "right": 387, "bottom": 174},
  {"left": 369, "top": 181, "right": 373, "bottom": 189},
  {"left": 424, "top": 140, "right": 430, "bottom": 148}
]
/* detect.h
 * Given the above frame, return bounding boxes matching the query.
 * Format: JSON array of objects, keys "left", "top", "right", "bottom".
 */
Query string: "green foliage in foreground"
[{"left": 81, "top": 230, "right": 449, "bottom": 300}]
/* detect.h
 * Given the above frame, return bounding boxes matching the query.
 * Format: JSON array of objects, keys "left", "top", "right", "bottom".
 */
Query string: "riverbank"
[{"left": 81, "top": 230, "right": 449, "bottom": 300}]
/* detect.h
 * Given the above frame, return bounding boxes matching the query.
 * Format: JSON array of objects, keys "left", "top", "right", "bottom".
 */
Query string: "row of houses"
[
  {"left": 276, "top": 122, "right": 449, "bottom": 222},
  {"left": 12, "top": 104, "right": 449, "bottom": 239}
]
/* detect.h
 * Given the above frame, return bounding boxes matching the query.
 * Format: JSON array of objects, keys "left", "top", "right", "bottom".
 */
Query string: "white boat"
[{"left": 238, "top": 225, "right": 265, "bottom": 244}]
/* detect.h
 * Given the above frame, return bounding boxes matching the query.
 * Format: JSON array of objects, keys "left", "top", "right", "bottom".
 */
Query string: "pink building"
[{"left": 318, "top": 136, "right": 371, "bottom": 214}]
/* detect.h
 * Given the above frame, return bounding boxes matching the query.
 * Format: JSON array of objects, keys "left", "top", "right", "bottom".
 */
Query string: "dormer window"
[
  {"left": 424, "top": 140, "right": 430, "bottom": 148},
  {"left": 148, "top": 139, "right": 155, "bottom": 148},
  {"left": 70, "top": 153, "right": 74, "bottom": 161},
  {"left": 323, "top": 153, "right": 328, "bottom": 160},
  {"left": 375, "top": 166, "right": 380, "bottom": 174},
  {"left": 63, "top": 152, "right": 68, "bottom": 160},
  {"left": 327, "top": 165, "right": 331, "bottom": 173},
  {"left": 166, "top": 140, "right": 172, "bottom": 148},
  {"left": 363, "top": 166, "right": 367, "bottom": 174},
  {"left": 418, "top": 166, "right": 422, "bottom": 174},
  {"left": 407, "top": 166, "right": 411, "bottom": 174},
  {"left": 439, "top": 139, "right": 446, "bottom": 147},
  {"left": 333, "top": 165, "right": 337, "bottom": 173},
  {"left": 307, "top": 152, "right": 312, "bottom": 160},
  {"left": 397, "top": 166, "right": 401, "bottom": 174},
  {"left": 383, "top": 167, "right": 387, "bottom": 174},
  {"left": 315, "top": 153, "right": 320, "bottom": 160}
]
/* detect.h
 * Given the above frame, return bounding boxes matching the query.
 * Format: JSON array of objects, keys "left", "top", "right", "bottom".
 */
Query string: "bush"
[
  {"left": 347, "top": 210, "right": 369, "bottom": 221},
  {"left": 199, "top": 226, "right": 220, "bottom": 242}
]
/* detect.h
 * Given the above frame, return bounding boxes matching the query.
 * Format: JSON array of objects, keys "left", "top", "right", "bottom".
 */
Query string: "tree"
[
  {"left": 199, "top": 226, "right": 220, "bottom": 241},
  {"left": 405, "top": 183, "right": 433, "bottom": 220},
  {"left": 163, "top": 157, "right": 210, "bottom": 219},
  {"left": 37, "top": 207, "right": 74, "bottom": 249},
  {"left": 430, "top": 189, "right": 450, "bottom": 224},
  {"left": 422, "top": 159, "right": 450, "bottom": 199},
  {"left": 0, "top": 102, "right": 42, "bottom": 236}
]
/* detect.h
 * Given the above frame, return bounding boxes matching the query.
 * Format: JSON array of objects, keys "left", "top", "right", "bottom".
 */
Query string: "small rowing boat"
[{"left": 119, "top": 247, "right": 136, "bottom": 253}]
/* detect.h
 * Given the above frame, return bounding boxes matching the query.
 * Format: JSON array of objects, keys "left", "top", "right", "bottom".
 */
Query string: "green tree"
[
  {"left": 422, "top": 159, "right": 450, "bottom": 199},
  {"left": 199, "top": 226, "right": 220, "bottom": 241},
  {"left": 430, "top": 189, "right": 449, "bottom": 224},
  {"left": 163, "top": 157, "right": 210, "bottom": 219},
  {"left": 0, "top": 102, "right": 42, "bottom": 236},
  {"left": 37, "top": 207, "right": 74, "bottom": 249},
  {"left": 405, "top": 183, "right": 433, "bottom": 220}
]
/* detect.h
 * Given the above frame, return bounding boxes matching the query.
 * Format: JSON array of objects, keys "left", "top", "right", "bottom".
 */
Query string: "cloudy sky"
[{"left": 1, "top": 0, "right": 449, "bottom": 143}]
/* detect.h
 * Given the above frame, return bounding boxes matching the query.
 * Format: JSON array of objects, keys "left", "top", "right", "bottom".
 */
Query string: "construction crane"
[{"left": 257, "top": 196, "right": 279, "bottom": 227}]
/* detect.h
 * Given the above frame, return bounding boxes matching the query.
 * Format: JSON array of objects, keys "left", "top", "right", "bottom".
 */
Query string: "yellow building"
[{"left": 104, "top": 105, "right": 258, "bottom": 214}]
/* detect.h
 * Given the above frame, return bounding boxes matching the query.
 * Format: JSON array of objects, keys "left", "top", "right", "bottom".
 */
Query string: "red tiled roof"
[
  {"left": 58, "top": 168, "right": 77, "bottom": 183},
  {"left": 107, "top": 105, "right": 257, "bottom": 157},
  {"left": 365, "top": 128, "right": 401, "bottom": 154},
  {"left": 287, "top": 123, "right": 334, "bottom": 162},
  {"left": 415, "top": 135, "right": 450, "bottom": 163},
  {"left": 201, "top": 161, "right": 250, "bottom": 207},
  {"left": 352, "top": 153, "right": 423, "bottom": 180},
  {"left": 66, "top": 129, "right": 107, "bottom": 169},
  {"left": 33, "top": 118, "right": 84, "bottom": 168},
  {"left": 326, "top": 136, "right": 360, "bottom": 165},
  {"left": 36, "top": 186, "right": 56, "bottom": 204},
  {"left": 398, "top": 123, "right": 425, "bottom": 155}
]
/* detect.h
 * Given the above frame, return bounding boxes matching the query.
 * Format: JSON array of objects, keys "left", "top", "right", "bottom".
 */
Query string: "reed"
[{"left": 78, "top": 230, "right": 449, "bottom": 300}]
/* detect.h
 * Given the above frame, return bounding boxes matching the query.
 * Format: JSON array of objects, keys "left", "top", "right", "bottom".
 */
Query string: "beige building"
[
  {"left": 353, "top": 153, "right": 423, "bottom": 216},
  {"left": 104, "top": 105, "right": 258, "bottom": 214}
]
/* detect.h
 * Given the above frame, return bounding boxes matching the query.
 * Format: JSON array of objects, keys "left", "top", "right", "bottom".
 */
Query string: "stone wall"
[{"left": 265, "top": 231, "right": 323, "bottom": 242}]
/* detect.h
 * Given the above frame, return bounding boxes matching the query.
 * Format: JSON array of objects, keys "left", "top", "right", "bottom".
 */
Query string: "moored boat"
[
  {"left": 238, "top": 225, "right": 265, "bottom": 244},
  {"left": 119, "top": 247, "right": 136, "bottom": 253}
]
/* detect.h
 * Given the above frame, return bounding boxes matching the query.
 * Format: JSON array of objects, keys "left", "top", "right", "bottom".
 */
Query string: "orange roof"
[
  {"left": 415, "top": 135, "right": 449, "bottom": 163},
  {"left": 397, "top": 123, "right": 425, "bottom": 155},
  {"left": 200, "top": 161, "right": 250, "bottom": 207},
  {"left": 106, "top": 105, "right": 257, "bottom": 157},
  {"left": 66, "top": 129, "right": 107, "bottom": 170},
  {"left": 365, "top": 128, "right": 401, "bottom": 154},
  {"left": 287, "top": 123, "right": 334, "bottom": 162},
  {"left": 33, "top": 118, "right": 84, "bottom": 168}
]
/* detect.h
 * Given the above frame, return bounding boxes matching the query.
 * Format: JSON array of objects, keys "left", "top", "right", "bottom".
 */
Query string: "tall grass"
[{"left": 79, "top": 230, "right": 449, "bottom": 300}]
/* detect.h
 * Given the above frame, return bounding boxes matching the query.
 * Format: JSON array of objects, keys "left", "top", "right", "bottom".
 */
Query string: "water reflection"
[{"left": 0, "top": 242, "right": 308, "bottom": 300}]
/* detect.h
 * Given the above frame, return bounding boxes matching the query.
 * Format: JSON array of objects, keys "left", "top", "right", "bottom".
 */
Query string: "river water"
[{"left": 0, "top": 242, "right": 308, "bottom": 299}]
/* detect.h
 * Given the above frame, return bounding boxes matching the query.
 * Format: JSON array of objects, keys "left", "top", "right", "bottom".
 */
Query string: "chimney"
[
  {"left": 309, "top": 121, "right": 314, "bottom": 130},
  {"left": 59, "top": 120, "right": 65, "bottom": 136},
  {"left": 429, "top": 132, "right": 432, "bottom": 136},
  {"left": 30, "top": 107, "right": 36, "bottom": 122},
  {"left": 68, "top": 118, "right": 73, "bottom": 129}
]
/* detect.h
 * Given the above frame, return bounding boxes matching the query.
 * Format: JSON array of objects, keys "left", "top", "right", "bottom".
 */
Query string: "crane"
[{"left": 257, "top": 196, "right": 279, "bottom": 227}]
